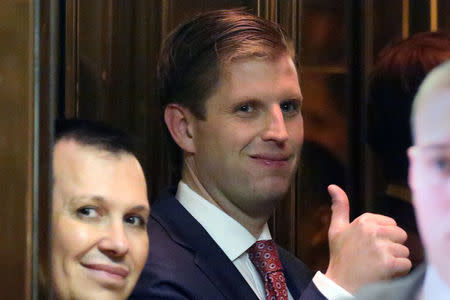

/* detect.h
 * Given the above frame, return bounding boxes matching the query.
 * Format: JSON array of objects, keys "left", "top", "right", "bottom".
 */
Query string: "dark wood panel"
[
  {"left": 409, "top": 0, "right": 431, "bottom": 34},
  {"left": 163, "top": 0, "right": 251, "bottom": 34},
  {"left": 0, "top": 0, "right": 35, "bottom": 298},
  {"left": 371, "top": 0, "right": 402, "bottom": 59},
  {"left": 67, "top": 0, "right": 166, "bottom": 199},
  {"left": 438, "top": 0, "right": 450, "bottom": 31},
  {"left": 35, "top": 0, "right": 60, "bottom": 298}
]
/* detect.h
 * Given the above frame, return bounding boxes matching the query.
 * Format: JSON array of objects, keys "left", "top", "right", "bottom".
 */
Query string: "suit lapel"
[
  {"left": 279, "top": 249, "right": 301, "bottom": 299},
  {"left": 278, "top": 246, "right": 315, "bottom": 299},
  {"left": 284, "top": 270, "right": 301, "bottom": 300},
  {"left": 193, "top": 242, "right": 259, "bottom": 300},
  {"left": 152, "top": 189, "right": 258, "bottom": 300}
]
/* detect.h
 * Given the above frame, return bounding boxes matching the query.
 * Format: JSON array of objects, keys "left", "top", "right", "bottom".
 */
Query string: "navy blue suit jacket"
[{"left": 130, "top": 188, "right": 325, "bottom": 299}]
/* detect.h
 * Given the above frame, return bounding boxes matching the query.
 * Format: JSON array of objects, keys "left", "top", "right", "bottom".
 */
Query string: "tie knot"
[{"left": 248, "top": 240, "right": 284, "bottom": 277}]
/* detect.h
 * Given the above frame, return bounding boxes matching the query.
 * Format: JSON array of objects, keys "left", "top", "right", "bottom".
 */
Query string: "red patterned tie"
[{"left": 247, "top": 240, "right": 289, "bottom": 300}]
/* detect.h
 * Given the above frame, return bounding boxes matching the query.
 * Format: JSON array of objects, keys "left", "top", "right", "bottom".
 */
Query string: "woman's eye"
[
  {"left": 125, "top": 215, "right": 146, "bottom": 227},
  {"left": 76, "top": 207, "right": 99, "bottom": 218}
]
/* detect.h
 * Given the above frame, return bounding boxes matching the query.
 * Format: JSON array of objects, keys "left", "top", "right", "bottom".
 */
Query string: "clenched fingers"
[
  {"left": 391, "top": 257, "right": 412, "bottom": 278},
  {"left": 374, "top": 225, "right": 408, "bottom": 244},
  {"left": 355, "top": 212, "right": 397, "bottom": 226},
  {"left": 378, "top": 242, "right": 412, "bottom": 279}
]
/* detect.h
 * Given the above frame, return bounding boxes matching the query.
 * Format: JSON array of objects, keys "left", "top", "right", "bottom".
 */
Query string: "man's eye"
[
  {"left": 238, "top": 104, "right": 254, "bottom": 113},
  {"left": 434, "top": 157, "right": 450, "bottom": 173},
  {"left": 125, "top": 215, "right": 146, "bottom": 228},
  {"left": 280, "top": 100, "right": 300, "bottom": 115},
  {"left": 76, "top": 207, "right": 99, "bottom": 218}
]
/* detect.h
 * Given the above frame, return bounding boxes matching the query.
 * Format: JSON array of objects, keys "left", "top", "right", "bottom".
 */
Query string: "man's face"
[
  {"left": 52, "top": 139, "right": 149, "bottom": 300},
  {"left": 409, "top": 89, "right": 450, "bottom": 284},
  {"left": 190, "top": 54, "right": 303, "bottom": 218}
]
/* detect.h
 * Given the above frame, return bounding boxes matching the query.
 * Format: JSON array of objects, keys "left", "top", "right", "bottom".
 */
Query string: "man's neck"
[{"left": 181, "top": 164, "right": 269, "bottom": 238}]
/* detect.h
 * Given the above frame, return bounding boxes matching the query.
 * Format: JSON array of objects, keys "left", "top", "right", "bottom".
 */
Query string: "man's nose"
[
  {"left": 261, "top": 106, "right": 289, "bottom": 144},
  {"left": 98, "top": 221, "right": 130, "bottom": 257}
]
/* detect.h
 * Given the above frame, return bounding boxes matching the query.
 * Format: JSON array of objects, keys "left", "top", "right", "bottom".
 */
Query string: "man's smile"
[{"left": 249, "top": 153, "right": 292, "bottom": 168}]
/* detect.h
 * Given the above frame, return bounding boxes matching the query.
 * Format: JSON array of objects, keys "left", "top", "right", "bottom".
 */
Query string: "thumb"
[{"left": 328, "top": 184, "right": 350, "bottom": 237}]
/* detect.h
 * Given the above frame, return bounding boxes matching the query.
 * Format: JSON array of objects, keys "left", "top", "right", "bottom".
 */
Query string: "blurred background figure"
[
  {"left": 367, "top": 31, "right": 450, "bottom": 268},
  {"left": 356, "top": 59, "right": 450, "bottom": 300}
]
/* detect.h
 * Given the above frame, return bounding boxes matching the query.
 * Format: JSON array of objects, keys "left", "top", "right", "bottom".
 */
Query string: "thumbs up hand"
[{"left": 324, "top": 185, "right": 412, "bottom": 294}]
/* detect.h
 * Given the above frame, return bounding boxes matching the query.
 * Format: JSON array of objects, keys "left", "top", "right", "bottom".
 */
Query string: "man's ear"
[
  {"left": 164, "top": 103, "right": 196, "bottom": 153},
  {"left": 407, "top": 147, "right": 416, "bottom": 191}
]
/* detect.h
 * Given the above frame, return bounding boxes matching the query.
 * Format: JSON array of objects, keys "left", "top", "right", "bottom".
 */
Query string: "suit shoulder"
[
  {"left": 131, "top": 216, "right": 215, "bottom": 299},
  {"left": 146, "top": 215, "right": 195, "bottom": 271},
  {"left": 355, "top": 265, "right": 425, "bottom": 300}
]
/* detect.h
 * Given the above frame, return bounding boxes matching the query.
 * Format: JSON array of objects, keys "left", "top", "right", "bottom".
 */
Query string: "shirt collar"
[
  {"left": 176, "top": 181, "right": 272, "bottom": 261},
  {"left": 422, "top": 264, "right": 450, "bottom": 300}
]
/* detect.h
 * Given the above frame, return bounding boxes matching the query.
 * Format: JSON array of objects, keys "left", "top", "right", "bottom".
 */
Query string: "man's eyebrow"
[
  {"left": 231, "top": 94, "right": 303, "bottom": 104},
  {"left": 68, "top": 197, "right": 150, "bottom": 214},
  {"left": 69, "top": 195, "right": 106, "bottom": 204},
  {"left": 280, "top": 91, "right": 303, "bottom": 102},
  {"left": 131, "top": 206, "right": 150, "bottom": 219},
  {"left": 416, "top": 143, "right": 450, "bottom": 149},
  {"left": 285, "top": 95, "right": 303, "bottom": 103},
  {"left": 130, "top": 205, "right": 150, "bottom": 213},
  {"left": 232, "top": 98, "right": 261, "bottom": 105}
]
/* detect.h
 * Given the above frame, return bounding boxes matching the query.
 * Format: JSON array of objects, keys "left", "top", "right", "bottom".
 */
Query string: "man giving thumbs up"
[
  {"left": 325, "top": 185, "right": 411, "bottom": 294},
  {"left": 131, "top": 9, "right": 411, "bottom": 300}
]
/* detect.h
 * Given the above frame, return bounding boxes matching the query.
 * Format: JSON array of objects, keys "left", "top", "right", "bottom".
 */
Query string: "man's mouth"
[
  {"left": 81, "top": 262, "right": 130, "bottom": 286},
  {"left": 249, "top": 154, "right": 291, "bottom": 166}
]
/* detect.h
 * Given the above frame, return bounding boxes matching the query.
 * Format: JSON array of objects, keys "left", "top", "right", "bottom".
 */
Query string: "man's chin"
[
  {"left": 257, "top": 176, "right": 292, "bottom": 195},
  {"left": 249, "top": 181, "right": 291, "bottom": 208}
]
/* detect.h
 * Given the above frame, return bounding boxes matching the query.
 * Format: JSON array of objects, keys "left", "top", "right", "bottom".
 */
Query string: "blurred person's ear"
[{"left": 407, "top": 147, "right": 417, "bottom": 192}]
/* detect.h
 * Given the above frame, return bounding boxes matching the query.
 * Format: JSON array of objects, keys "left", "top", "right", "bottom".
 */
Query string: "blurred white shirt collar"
[{"left": 422, "top": 264, "right": 450, "bottom": 300}]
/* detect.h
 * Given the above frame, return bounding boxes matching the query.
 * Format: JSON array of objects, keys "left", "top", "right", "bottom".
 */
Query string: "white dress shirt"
[
  {"left": 176, "top": 181, "right": 353, "bottom": 299},
  {"left": 420, "top": 265, "right": 450, "bottom": 300}
]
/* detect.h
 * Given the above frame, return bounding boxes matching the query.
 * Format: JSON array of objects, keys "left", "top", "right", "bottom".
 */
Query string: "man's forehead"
[
  {"left": 219, "top": 55, "right": 300, "bottom": 90},
  {"left": 53, "top": 139, "right": 128, "bottom": 183},
  {"left": 53, "top": 139, "right": 82, "bottom": 173},
  {"left": 54, "top": 138, "right": 96, "bottom": 158},
  {"left": 415, "top": 89, "right": 450, "bottom": 146},
  {"left": 54, "top": 138, "right": 124, "bottom": 162},
  {"left": 53, "top": 139, "right": 147, "bottom": 205},
  {"left": 53, "top": 140, "right": 95, "bottom": 188}
]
